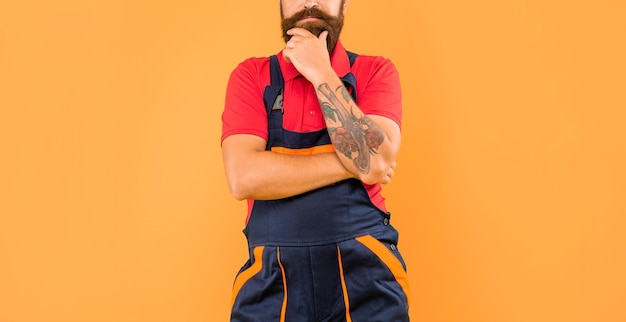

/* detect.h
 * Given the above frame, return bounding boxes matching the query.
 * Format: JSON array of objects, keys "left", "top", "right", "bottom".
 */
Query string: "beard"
[{"left": 281, "top": 6, "right": 345, "bottom": 55}]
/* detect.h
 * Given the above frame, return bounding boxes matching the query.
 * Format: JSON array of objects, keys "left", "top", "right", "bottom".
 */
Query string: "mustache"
[{"left": 282, "top": 7, "right": 335, "bottom": 27}]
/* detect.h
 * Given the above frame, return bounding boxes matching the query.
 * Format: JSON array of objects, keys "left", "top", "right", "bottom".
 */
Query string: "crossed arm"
[
  {"left": 222, "top": 135, "right": 354, "bottom": 200},
  {"left": 222, "top": 28, "right": 400, "bottom": 201},
  {"left": 314, "top": 75, "right": 401, "bottom": 185}
]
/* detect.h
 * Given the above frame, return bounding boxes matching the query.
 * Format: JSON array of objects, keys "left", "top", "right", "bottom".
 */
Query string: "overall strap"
[
  {"left": 343, "top": 51, "right": 359, "bottom": 102},
  {"left": 263, "top": 55, "right": 285, "bottom": 150},
  {"left": 264, "top": 55, "right": 284, "bottom": 114},
  {"left": 347, "top": 50, "right": 358, "bottom": 67}
]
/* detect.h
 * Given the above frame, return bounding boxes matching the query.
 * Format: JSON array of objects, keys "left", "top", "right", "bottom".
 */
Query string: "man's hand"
[{"left": 283, "top": 28, "right": 335, "bottom": 85}]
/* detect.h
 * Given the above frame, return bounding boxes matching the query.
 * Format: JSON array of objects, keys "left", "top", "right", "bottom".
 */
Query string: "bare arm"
[
  {"left": 284, "top": 28, "right": 401, "bottom": 184},
  {"left": 222, "top": 134, "right": 354, "bottom": 200},
  {"left": 315, "top": 80, "right": 401, "bottom": 184}
]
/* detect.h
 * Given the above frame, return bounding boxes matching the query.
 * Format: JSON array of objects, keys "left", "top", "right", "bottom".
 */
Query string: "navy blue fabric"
[
  {"left": 340, "top": 231, "right": 409, "bottom": 322},
  {"left": 230, "top": 247, "right": 284, "bottom": 322},
  {"left": 245, "top": 176, "right": 389, "bottom": 247},
  {"left": 347, "top": 50, "right": 358, "bottom": 67},
  {"left": 263, "top": 55, "right": 284, "bottom": 151},
  {"left": 231, "top": 227, "right": 409, "bottom": 322}
]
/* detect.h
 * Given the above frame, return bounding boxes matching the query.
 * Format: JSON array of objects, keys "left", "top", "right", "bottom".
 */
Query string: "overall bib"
[{"left": 230, "top": 53, "right": 410, "bottom": 322}]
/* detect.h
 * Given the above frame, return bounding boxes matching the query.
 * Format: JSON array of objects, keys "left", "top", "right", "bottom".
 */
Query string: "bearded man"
[{"left": 222, "top": 0, "right": 409, "bottom": 320}]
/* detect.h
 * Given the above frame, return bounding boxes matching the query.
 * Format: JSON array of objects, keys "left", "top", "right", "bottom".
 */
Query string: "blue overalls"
[{"left": 230, "top": 53, "right": 410, "bottom": 322}]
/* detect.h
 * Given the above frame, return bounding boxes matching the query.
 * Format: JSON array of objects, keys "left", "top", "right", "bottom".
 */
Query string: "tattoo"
[{"left": 318, "top": 83, "right": 386, "bottom": 174}]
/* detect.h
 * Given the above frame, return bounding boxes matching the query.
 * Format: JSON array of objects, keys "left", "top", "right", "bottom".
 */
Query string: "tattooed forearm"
[{"left": 318, "top": 83, "right": 386, "bottom": 174}]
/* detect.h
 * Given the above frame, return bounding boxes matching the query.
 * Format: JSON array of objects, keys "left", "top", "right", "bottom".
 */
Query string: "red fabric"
[
  {"left": 222, "top": 40, "right": 402, "bottom": 142},
  {"left": 222, "top": 40, "right": 402, "bottom": 216}
]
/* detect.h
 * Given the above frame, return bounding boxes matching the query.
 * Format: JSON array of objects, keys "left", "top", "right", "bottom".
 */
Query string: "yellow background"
[{"left": 1, "top": 0, "right": 625, "bottom": 321}]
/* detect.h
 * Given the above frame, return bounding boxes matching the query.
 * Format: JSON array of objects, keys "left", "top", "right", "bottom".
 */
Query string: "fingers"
[
  {"left": 319, "top": 30, "right": 328, "bottom": 42},
  {"left": 282, "top": 28, "right": 332, "bottom": 83},
  {"left": 387, "top": 166, "right": 395, "bottom": 179},
  {"left": 382, "top": 162, "right": 396, "bottom": 185},
  {"left": 287, "top": 28, "right": 328, "bottom": 44},
  {"left": 285, "top": 28, "right": 314, "bottom": 50},
  {"left": 286, "top": 27, "right": 315, "bottom": 37},
  {"left": 283, "top": 28, "right": 329, "bottom": 69},
  {"left": 382, "top": 170, "right": 392, "bottom": 184}
]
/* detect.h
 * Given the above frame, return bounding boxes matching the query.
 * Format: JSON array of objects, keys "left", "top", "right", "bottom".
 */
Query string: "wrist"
[{"left": 309, "top": 68, "right": 338, "bottom": 88}]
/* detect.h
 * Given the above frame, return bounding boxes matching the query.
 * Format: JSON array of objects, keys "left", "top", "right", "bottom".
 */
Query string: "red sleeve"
[
  {"left": 221, "top": 58, "right": 270, "bottom": 144},
  {"left": 353, "top": 56, "right": 402, "bottom": 129}
]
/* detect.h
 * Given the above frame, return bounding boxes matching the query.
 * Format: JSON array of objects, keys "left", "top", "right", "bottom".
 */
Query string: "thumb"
[{"left": 319, "top": 30, "right": 329, "bottom": 43}]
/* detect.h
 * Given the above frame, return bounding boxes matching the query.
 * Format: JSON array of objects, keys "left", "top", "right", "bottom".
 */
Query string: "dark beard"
[{"left": 281, "top": 7, "right": 344, "bottom": 55}]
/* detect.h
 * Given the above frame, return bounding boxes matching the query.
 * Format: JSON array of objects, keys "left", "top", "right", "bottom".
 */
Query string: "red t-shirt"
[{"left": 222, "top": 40, "right": 402, "bottom": 217}]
